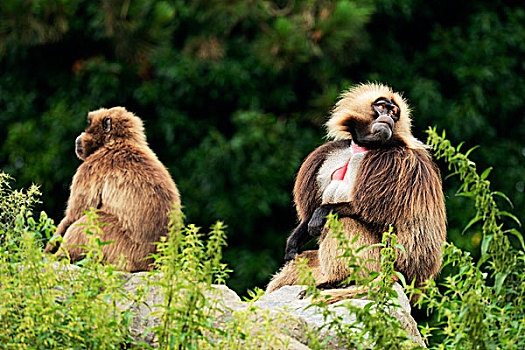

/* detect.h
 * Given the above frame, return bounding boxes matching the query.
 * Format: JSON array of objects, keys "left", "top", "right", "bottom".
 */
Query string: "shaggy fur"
[
  {"left": 294, "top": 139, "right": 352, "bottom": 220},
  {"left": 44, "top": 107, "right": 180, "bottom": 271},
  {"left": 268, "top": 83, "right": 446, "bottom": 297}
]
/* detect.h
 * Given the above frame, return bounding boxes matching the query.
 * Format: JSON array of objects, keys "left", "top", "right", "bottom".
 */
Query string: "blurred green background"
[{"left": 1, "top": 0, "right": 524, "bottom": 294}]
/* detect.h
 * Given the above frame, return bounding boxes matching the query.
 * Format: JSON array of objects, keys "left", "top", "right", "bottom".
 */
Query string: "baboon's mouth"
[{"left": 75, "top": 134, "right": 84, "bottom": 160}]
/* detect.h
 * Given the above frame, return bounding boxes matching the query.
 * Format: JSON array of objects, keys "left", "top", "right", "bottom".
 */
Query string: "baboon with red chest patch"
[{"left": 267, "top": 83, "right": 446, "bottom": 300}]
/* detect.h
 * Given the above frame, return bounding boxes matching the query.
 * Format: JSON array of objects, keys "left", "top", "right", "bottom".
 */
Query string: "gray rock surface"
[
  {"left": 115, "top": 273, "right": 425, "bottom": 349},
  {"left": 253, "top": 284, "right": 425, "bottom": 349}
]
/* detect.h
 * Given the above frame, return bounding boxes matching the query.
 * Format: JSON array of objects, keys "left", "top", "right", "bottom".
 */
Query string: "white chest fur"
[{"left": 317, "top": 147, "right": 368, "bottom": 204}]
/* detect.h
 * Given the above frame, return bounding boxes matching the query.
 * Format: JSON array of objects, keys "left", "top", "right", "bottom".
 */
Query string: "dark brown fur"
[
  {"left": 44, "top": 107, "right": 180, "bottom": 271},
  {"left": 267, "top": 83, "right": 446, "bottom": 296},
  {"left": 353, "top": 147, "right": 446, "bottom": 287}
]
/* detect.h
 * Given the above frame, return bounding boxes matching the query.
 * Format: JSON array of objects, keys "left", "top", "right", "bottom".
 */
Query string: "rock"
[
  {"left": 29, "top": 263, "right": 424, "bottom": 348},
  {"left": 114, "top": 272, "right": 425, "bottom": 349},
  {"left": 254, "top": 284, "right": 425, "bottom": 349}
]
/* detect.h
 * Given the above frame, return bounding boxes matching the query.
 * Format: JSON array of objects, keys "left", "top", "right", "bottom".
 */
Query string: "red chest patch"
[
  {"left": 330, "top": 142, "right": 369, "bottom": 181},
  {"left": 331, "top": 159, "right": 351, "bottom": 181}
]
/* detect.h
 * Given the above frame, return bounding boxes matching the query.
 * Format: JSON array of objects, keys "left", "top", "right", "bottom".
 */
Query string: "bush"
[{"left": 0, "top": 173, "right": 289, "bottom": 349}]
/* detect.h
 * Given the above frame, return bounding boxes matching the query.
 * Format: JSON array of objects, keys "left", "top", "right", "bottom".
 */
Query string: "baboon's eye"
[
  {"left": 103, "top": 117, "right": 112, "bottom": 133},
  {"left": 390, "top": 106, "right": 399, "bottom": 116},
  {"left": 87, "top": 117, "right": 92, "bottom": 126},
  {"left": 373, "top": 97, "right": 400, "bottom": 122}
]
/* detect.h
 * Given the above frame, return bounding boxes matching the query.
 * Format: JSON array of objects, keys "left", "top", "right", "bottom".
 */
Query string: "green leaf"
[
  {"left": 480, "top": 167, "right": 493, "bottom": 180},
  {"left": 492, "top": 191, "right": 514, "bottom": 208},
  {"left": 465, "top": 145, "right": 479, "bottom": 157},
  {"left": 481, "top": 234, "right": 493, "bottom": 256},
  {"left": 445, "top": 171, "right": 460, "bottom": 180},
  {"left": 499, "top": 211, "right": 522, "bottom": 227},
  {"left": 395, "top": 243, "right": 407, "bottom": 255},
  {"left": 456, "top": 192, "right": 475, "bottom": 198},
  {"left": 459, "top": 262, "right": 471, "bottom": 274},
  {"left": 494, "top": 272, "right": 508, "bottom": 294},
  {"left": 462, "top": 216, "right": 482, "bottom": 234},
  {"left": 458, "top": 305, "right": 469, "bottom": 320},
  {"left": 394, "top": 271, "right": 406, "bottom": 287},
  {"left": 368, "top": 243, "right": 384, "bottom": 249},
  {"left": 355, "top": 245, "right": 368, "bottom": 253},
  {"left": 98, "top": 240, "right": 115, "bottom": 246},
  {"left": 364, "top": 302, "right": 374, "bottom": 312},
  {"left": 503, "top": 228, "right": 525, "bottom": 250}
]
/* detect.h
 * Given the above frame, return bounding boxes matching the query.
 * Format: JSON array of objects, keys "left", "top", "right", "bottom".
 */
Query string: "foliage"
[
  {"left": 0, "top": 0, "right": 372, "bottom": 292},
  {"left": 293, "top": 129, "right": 524, "bottom": 349},
  {"left": 147, "top": 205, "right": 302, "bottom": 349},
  {"left": 407, "top": 128, "right": 525, "bottom": 349},
  {"left": 147, "top": 205, "right": 231, "bottom": 349},
  {"left": 0, "top": 0, "right": 524, "bottom": 297},
  {"left": 1, "top": 0, "right": 524, "bottom": 347},
  {"left": 0, "top": 172, "right": 40, "bottom": 239},
  {"left": 364, "top": 1, "right": 525, "bottom": 256},
  {"left": 0, "top": 172, "right": 307, "bottom": 349},
  {"left": 0, "top": 181, "right": 136, "bottom": 348},
  {"left": 211, "top": 303, "right": 302, "bottom": 349}
]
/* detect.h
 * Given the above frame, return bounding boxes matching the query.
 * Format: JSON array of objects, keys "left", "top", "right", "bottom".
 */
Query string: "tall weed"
[
  {"left": 413, "top": 128, "right": 525, "bottom": 349},
  {"left": 148, "top": 205, "right": 230, "bottom": 349}
]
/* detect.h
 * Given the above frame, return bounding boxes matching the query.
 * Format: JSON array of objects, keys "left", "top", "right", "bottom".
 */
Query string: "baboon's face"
[
  {"left": 75, "top": 107, "right": 140, "bottom": 160},
  {"left": 327, "top": 84, "right": 413, "bottom": 149},
  {"left": 349, "top": 96, "right": 401, "bottom": 148}
]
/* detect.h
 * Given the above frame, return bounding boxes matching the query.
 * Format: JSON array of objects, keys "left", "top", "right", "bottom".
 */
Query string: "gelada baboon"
[
  {"left": 44, "top": 107, "right": 180, "bottom": 271},
  {"left": 267, "top": 83, "right": 446, "bottom": 299}
]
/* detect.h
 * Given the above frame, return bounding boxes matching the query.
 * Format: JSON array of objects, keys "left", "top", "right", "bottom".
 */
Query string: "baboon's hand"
[
  {"left": 308, "top": 207, "right": 330, "bottom": 236},
  {"left": 284, "top": 220, "right": 310, "bottom": 262},
  {"left": 284, "top": 233, "right": 301, "bottom": 262},
  {"left": 284, "top": 247, "right": 298, "bottom": 262}
]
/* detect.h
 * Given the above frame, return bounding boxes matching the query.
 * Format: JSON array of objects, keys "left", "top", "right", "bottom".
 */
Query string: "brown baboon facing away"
[
  {"left": 267, "top": 83, "right": 446, "bottom": 301},
  {"left": 45, "top": 107, "right": 180, "bottom": 271}
]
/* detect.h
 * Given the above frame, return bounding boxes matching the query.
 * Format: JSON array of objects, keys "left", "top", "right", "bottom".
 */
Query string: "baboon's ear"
[{"left": 103, "top": 117, "right": 112, "bottom": 133}]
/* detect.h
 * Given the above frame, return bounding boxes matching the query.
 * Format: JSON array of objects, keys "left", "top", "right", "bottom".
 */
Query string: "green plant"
[
  {"left": 0, "top": 175, "right": 137, "bottom": 348},
  {"left": 145, "top": 205, "right": 299, "bottom": 350},
  {"left": 2, "top": 0, "right": 525, "bottom": 295},
  {"left": 0, "top": 172, "right": 41, "bottom": 244},
  {"left": 0, "top": 172, "right": 301, "bottom": 349},
  {"left": 3, "top": 120, "right": 525, "bottom": 350},
  {"left": 212, "top": 303, "right": 299, "bottom": 350},
  {"left": 411, "top": 128, "right": 525, "bottom": 349},
  {"left": 147, "top": 205, "right": 231, "bottom": 349}
]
